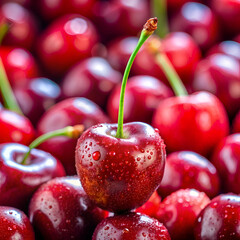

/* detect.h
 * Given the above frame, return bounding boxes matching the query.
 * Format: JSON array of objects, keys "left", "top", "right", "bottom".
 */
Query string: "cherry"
[
  {"left": 233, "top": 110, "right": 240, "bottom": 133},
  {"left": 194, "top": 194, "right": 240, "bottom": 239},
  {"left": 211, "top": 134, "right": 240, "bottom": 194},
  {"left": 0, "top": 142, "right": 65, "bottom": 211},
  {"left": 61, "top": 57, "right": 122, "bottom": 108},
  {"left": 167, "top": 0, "right": 202, "bottom": 12},
  {"left": 0, "top": 2, "right": 38, "bottom": 50},
  {"left": 157, "top": 151, "right": 220, "bottom": 199},
  {"left": 37, "top": 14, "right": 99, "bottom": 77},
  {"left": 92, "top": 212, "right": 170, "bottom": 240},
  {"left": 0, "top": 206, "right": 35, "bottom": 240},
  {"left": 107, "top": 75, "right": 173, "bottom": 124},
  {"left": 170, "top": 2, "right": 219, "bottom": 50},
  {"left": 156, "top": 188, "right": 210, "bottom": 240},
  {"left": 37, "top": 97, "right": 109, "bottom": 175},
  {"left": 192, "top": 54, "right": 240, "bottom": 118},
  {"left": 14, "top": 77, "right": 61, "bottom": 126},
  {"left": 29, "top": 176, "right": 107, "bottom": 240}
]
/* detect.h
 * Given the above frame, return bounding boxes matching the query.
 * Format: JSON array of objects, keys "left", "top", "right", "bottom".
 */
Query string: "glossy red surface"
[
  {"left": 75, "top": 122, "right": 166, "bottom": 213},
  {"left": 195, "top": 194, "right": 240, "bottom": 239},
  {"left": 152, "top": 91, "right": 229, "bottom": 156},
  {"left": 29, "top": 176, "right": 106, "bottom": 240},
  {"left": 37, "top": 97, "right": 109, "bottom": 175},
  {"left": 0, "top": 109, "right": 35, "bottom": 145},
  {"left": 0, "top": 206, "right": 35, "bottom": 240},
  {"left": 92, "top": 212, "right": 171, "bottom": 240},
  {"left": 0, "top": 143, "right": 65, "bottom": 211},
  {"left": 156, "top": 189, "right": 210, "bottom": 240},
  {"left": 157, "top": 151, "right": 220, "bottom": 199},
  {"left": 233, "top": 110, "right": 240, "bottom": 133}
]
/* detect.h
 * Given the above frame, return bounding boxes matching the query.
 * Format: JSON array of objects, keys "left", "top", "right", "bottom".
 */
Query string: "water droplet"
[
  {"left": 123, "top": 228, "right": 129, "bottom": 234},
  {"left": 148, "top": 156, "right": 151, "bottom": 160},
  {"left": 89, "top": 162, "right": 93, "bottom": 166},
  {"left": 92, "top": 151, "right": 101, "bottom": 161},
  {"left": 109, "top": 151, "right": 116, "bottom": 157}
]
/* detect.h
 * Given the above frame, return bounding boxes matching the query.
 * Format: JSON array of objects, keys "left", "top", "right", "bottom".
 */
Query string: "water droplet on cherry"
[{"left": 92, "top": 151, "right": 101, "bottom": 161}]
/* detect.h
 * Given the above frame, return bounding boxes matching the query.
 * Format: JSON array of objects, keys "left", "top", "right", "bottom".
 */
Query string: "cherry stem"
[
  {"left": 0, "top": 58, "right": 23, "bottom": 114},
  {"left": 152, "top": 0, "right": 169, "bottom": 38},
  {"left": 116, "top": 18, "right": 158, "bottom": 139},
  {"left": 0, "top": 22, "right": 9, "bottom": 45},
  {"left": 21, "top": 125, "right": 84, "bottom": 165}
]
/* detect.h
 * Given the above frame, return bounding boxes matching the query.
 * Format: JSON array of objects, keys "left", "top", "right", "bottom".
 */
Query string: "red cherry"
[
  {"left": 152, "top": 91, "right": 229, "bottom": 156},
  {"left": 37, "top": 14, "right": 99, "bottom": 77},
  {"left": 92, "top": 212, "right": 171, "bottom": 240},
  {"left": 156, "top": 188, "right": 210, "bottom": 240},
  {"left": 0, "top": 206, "right": 35, "bottom": 240},
  {"left": 195, "top": 194, "right": 240, "bottom": 239},
  {"left": 233, "top": 110, "right": 240, "bottom": 133},
  {"left": 29, "top": 176, "right": 107, "bottom": 240},
  {"left": 157, "top": 151, "right": 220, "bottom": 199}
]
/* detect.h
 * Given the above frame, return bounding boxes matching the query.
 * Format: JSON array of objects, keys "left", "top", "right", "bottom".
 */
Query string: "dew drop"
[
  {"left": 109, "top": 151, "right": 116, "bottom": 157},
  {"left": 92, "top": 151, "right": 101, "bottom": 161}
]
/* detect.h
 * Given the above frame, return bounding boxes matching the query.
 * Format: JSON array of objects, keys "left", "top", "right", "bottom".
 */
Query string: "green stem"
[
  {"left": 21, "top": 125, "right": 84, "bottom": 165},
  {"left": 0, "top": 58, "right": 23, "bottom": 114},
  {"left": 116, "top": 18, "right": 158, "bottom": 138},
  {"left": 152, "top": 0, "right": 169, "bottom": 38},
  {"left": 0, "top": 23, "right": 9, "bottom": 45}
]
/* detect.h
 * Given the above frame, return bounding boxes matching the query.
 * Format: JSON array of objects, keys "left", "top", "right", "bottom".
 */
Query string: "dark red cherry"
[
  {"left": 195, "top": 194, "right": 240, "bottom": 239},
  {"left": 0, "top": 3, "right": 38, "bottom": 50},
  {"left": 157, "top": 151, "right": 220, "bottom": 199},
  {"left": 0, "top": 109, "right": 35, "bottom": 145},
  {"left": 14, "top": 77, "right": 61, "bottom": 126},
  {"left": 61, "top": 57, "right": 121, "bottom": 108},
  {"left": 156, "top": 188, "right": 210, "bottom": 240},
  {"left": 29, "top": 176, "right": 107, "bottom": 240},
  {"left": 233, "top": 110, "right": 240, "bottom": 133},
  {"left": 170, "top": 2, "right": 219, "bottom": 50},
  {"left": 0, "top": 142, "right": 65, "bottom": 211},
  {"left": 37, "top": 97, "right": 109, "bottom": 175},
  {"left": 37, "top": 14, "right": 99, "bottom": 77},
  {"left": 92, "top": 212, "right": 171, "bottom": 240},
  {"left": 152, "top": 91, "right": 229, "bottom": 156},
  {"left": 107, "top": 75, "right": 173, "bottom": 124},
  {"left": 0, "top": 47, "right": 39, "bottom": 88},
  {"left": 192, "top": 54, "right": 240, "bottom": 118},
  {"left": 0, "top": 206, "right": 35, "bottom": 240},
  {"left": 167, "top": 0, "right": 202, "bottom": 12},
  {"left": 211, "top": 134, "right": 240, "bottom": 194}
]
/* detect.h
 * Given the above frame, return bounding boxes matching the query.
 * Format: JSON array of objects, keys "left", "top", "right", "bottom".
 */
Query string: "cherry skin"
[
  {"left": 167, "top": 0, "right": 203, "bottom": 12},
  {"left": 192, "top": 54, "right": 240, "bottom": 118},
  {"left": 233, "top": 110, "right": 240, "bottom": 133},
  {"left": 0, "top": 142, "right": 65, "bottom": 211},
  {"left": 157, "top": 151, "right": 220, "bottom": 199},
  {"left": 107, "top": 75, "right": 173, "bottom": 124},
  {"left": 0, "top": 206, "right": 35, "bottom": 240},
  {"left": 0, "top": 47, "right": 39, "bottom": 88},
  {"left": 61, "top": 57, "right": 122, "bottom": 108},
  {"left": 37, "top": 97, "right": 109, "bottom": 175},
  {"left": 37, "top": 14, "right": 99, "bottom": 77},
  {"left": 211, "top": 134, "right": 240, "bottom": 194},
  {"left": 0, "top": 109, "right": 35, "bottom": 145},
  {"left": 0, "top": 2, "right": 38, "bottom": 50},
  {"left": 170, "top": 2, "right": 219, "bottom": 50},
  {"left": 92, "top": 212, "right": 171, "bottom": 240},
  {"left": 29, "top": 176, "right": 107, "bottom": 240},
  {"left": 156, "top": 188, "right": 210, "bottom": 240},
  {"left": 194, "top": 194, "right": 240, "bottom": 239},
  {"left": 14, "top": 77, "right": 61, "bottom": 126},
  {"left": 152, "top": 91, "right": 229, "bottom": 156},
  {"left": 75, "top": 122, "right": 166, "bottom": 213}
]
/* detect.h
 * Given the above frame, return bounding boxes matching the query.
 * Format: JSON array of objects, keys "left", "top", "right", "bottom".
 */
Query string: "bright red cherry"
[
  {"left": 152, "top": 91, "right": 229, "bottom": 156},
  {"left": 211, "top": 134, "right": 240, "bottom": 194},
  {"left": 156, "top": 188, "right": 210, "bottom": 240},
  {"left": 0, "top": 109, "right": 35, "bottom": 145},
  {"left": 92, "top": 212, "right": 171, "bottom": 240},
  {"left": 0, "top": 142, "right": 65, "bottom": 211},
  {"left": 157, "top": 151, "right": 220, "bottom": 199},
  {"left": 29, "top": 176, "right": 107, "bottom": 240},
  {"left": 0, "top": 206, "right": 35, "bottom": 240},
  {"left": 37, "top": 14, "right": 99, "bottom": 77},
  {"left": 37, "top": 97, "right": 109, "bottom": 175},
  {"left": 61, "top": 57, "right": 121, "bottom": 108},
  {"left": 195, "top": 194, "right": 240, "bottom": 239},
  {"left": 0, "top": 3, "right": 38, "bottom": 50},
  {"left": 192, "top": 54, "right": 240, "bottom": 118},
  {"left": 170, "top": 2, "right": 219, "bottom": 50},
  {"left": 233, "top": 110, "right": 240, "bottom": 133},
  {"left": 107, "top": 75, "right": 173, "bottom": 124}
]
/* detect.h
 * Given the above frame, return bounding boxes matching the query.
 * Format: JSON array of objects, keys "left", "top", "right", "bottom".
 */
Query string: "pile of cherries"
[{"left": 0, "top": 0, "right": 240, "bottom": 239}]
